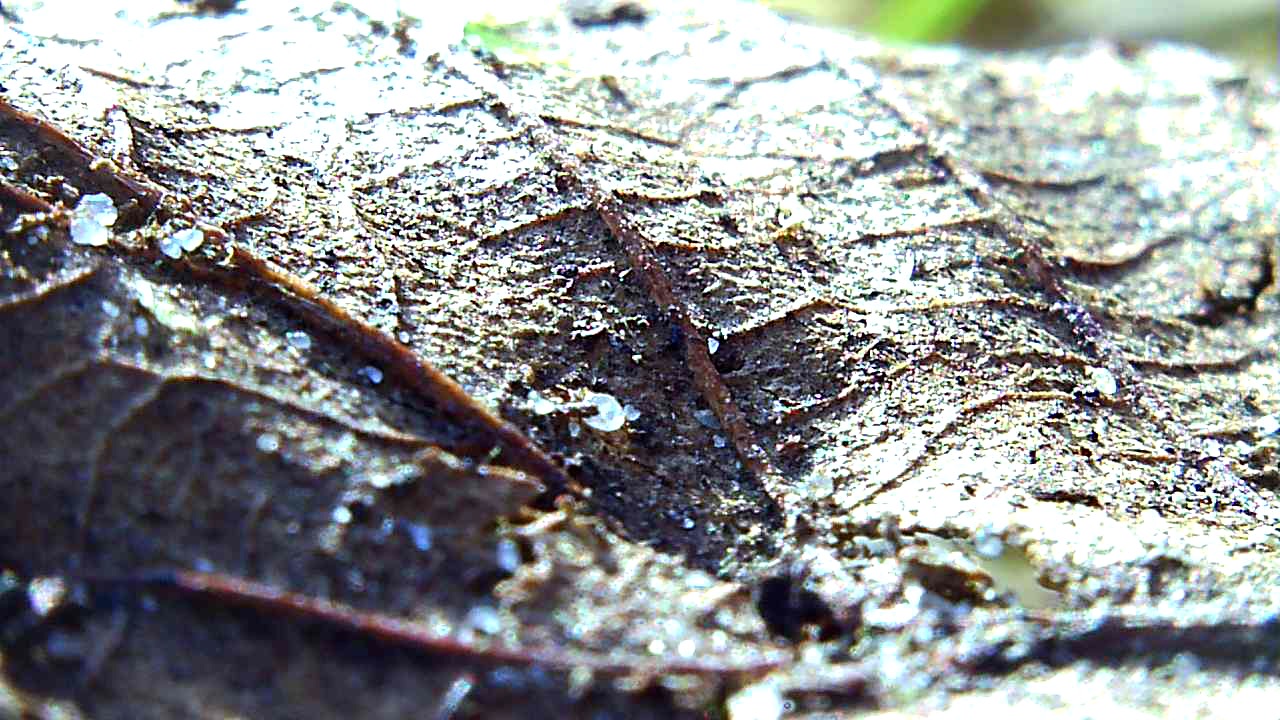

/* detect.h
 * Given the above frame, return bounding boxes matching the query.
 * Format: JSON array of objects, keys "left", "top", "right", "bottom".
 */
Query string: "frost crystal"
[
  {"left": 582, "top": 391, "right": 626, "bottom": 432},
  {"left": 69, "top": 193, "right": 117, "bottom": 247}
]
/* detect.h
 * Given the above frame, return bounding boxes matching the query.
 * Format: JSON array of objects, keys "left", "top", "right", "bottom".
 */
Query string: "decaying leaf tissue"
[{"left": 1, "top": 0, "right": 1278, "bottom": 717}]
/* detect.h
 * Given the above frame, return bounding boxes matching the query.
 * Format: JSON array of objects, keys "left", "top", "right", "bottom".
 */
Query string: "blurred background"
[{"left": 760, "top": 0, "right": 1277, "bottom": 69}]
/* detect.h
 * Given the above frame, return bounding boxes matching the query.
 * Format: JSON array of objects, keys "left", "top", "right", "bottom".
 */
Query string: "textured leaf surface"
[{"left": 2, "top": 1, "right": 1279, "bottom": 717}]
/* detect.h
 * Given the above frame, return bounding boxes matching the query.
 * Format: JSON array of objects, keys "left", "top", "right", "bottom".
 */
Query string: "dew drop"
[
  {"left": 331, "top": 506, "right": 353, "bottom": 525},
  {"left": 100, "top": 300, "right": 120, "bottom": 318},
  {"left": 69, "top": 193, "right": 117, "bottom": 247},
  {"left": 694, "top": 409, "right": 720, "bottom": 429},
  {"left": 623, "top": 404, "right": 641, "bottom": 422},
  {"left": 357, "top": 365, "right": 384, "bottom": 384},
  {"left": 707, "top": 337, "right": 720, "bottom": 355},
  {"left": 133, "top": 316, "right": 149, "bottom": 337}
]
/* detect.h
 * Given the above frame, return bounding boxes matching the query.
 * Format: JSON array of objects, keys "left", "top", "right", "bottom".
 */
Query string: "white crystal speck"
[
  {"left": 69, "top": 193, "right": 117, "bottom": 247},
  {"left": 1088, "top": 366, "right": 1118, "bottom": 396},
  {"left": 694, "top": 409, "right": 720, "bottom": 429},
  {"left": 528, "top": 390, "right": 558, "bottom": 416},
  {"left": 176, "top": 228, "right": 204, "bottom": 252},
  {"left": 582, "top": 391, "right": 626, "bottom": 432},
  {"left": 255, "top": 433, "right": 280, "bottom": 453},
  {"left": 286, "top": 330, "right": 311, "bottom": 351},
  {"left": 1257, "top": 413, "right": 1280, "bottom": 437},
  {"left": 158, "top": 234, "right": 183, "bottom": 259}
]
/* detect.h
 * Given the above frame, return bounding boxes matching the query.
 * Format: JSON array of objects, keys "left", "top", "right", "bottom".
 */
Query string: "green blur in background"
[{"left": 761, "top": 0, "right": 1277, "bottom": 68}]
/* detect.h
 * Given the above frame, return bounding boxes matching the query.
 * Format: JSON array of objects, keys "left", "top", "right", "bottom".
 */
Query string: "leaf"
[{"left": 2, "top": 0, "right": 1279, "bottom": 717}]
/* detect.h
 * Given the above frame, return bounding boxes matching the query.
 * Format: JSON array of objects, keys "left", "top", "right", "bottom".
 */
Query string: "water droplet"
[
  {"left": 357, "top": 365, "right": 383, "bottom": 384},
  {"left": 285, "top": 330, "right": 311, "bottom": 351},
  {"left": 707, "top": 337, "right": 720, "bottom": 355},
  {"left": 713, "top": 435, "right": 727, "bottom": 448},
  {"left": 331, "top": 506, "right": 352, "bottom": 525},
  {"left": 1088, "top": 366, "right": 1117, "bottom": 396},
  {"left": 583, "top": 391, "right": 625, "bottom": 432},
  {"left": 133, "top": 317, "right": 149, "bottom": 337},
  {"left": 69, "top": 193, "right": 117, "bottom": 247},
  {"left": 623, "top": 404, "right": 641, "bottom": 422},
  {"left": 677, "top": 638, "right": 696, "bottom": 658},
  {"left": 682, "top": 516, "right": 696, "bottom": 530},
  {"left": 568, "top": 420, "right": 581, "bottom": 438},
  {"left": 100, "top": 300, "right": 120, "bottom": 318},
  {"left": 647, "top": 638, "right": 666, "bottom": 655},
  {"left": 397, "top": 330, "right": 412, "bottom": 344}
]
